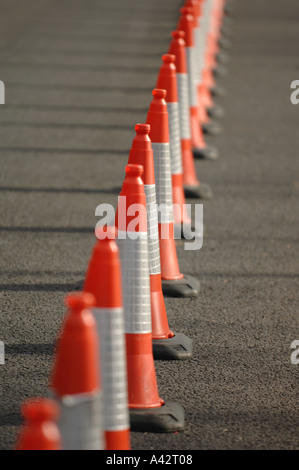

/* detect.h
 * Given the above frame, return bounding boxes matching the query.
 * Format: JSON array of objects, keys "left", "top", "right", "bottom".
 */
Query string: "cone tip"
[
  {"left": 21, "top": 398, "right": 59, "bottom": 422},
  {"left": 172, "top": 30, "right": 185, "bottom": 39},
  {"left": 126, "top": 163, "right": 143, "bottom": 178},
  {"left": 152, "top": 88, "right": 167, "bottom": 100},
  {"left": 162, "top": 54, "right": 176, "bottom": 64},
  {"left": 135, "top": 123, "right": 150, "bottom": 135},
  {"left": 65, "top": 291, "right": 95, "bottom": 312}
]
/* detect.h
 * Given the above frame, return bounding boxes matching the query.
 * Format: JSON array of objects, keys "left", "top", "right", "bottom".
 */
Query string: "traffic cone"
[
  {"left": 199, "top": 0, "right": 226, "bottom": 116},
  {"left": 211, "top": 0, "right": 231, "bottom": 63},
  {"left": 178, "top": 6, "right": 218, "bottom": 160},
  {"left": 184, "top": 0, "right": 222, "bottom": 137},
  {"left": 146, "top": 89, "right": 200, "bottom": 298},
  {"left": 15, "top": 398, "right": 62, "bottom": 450},
  {"left": 83, "top": 227, "right": 131, "bottom": 450},
  {"left": 127, "top": 123, "right": 192, "bottom": 360},
  {"left": 115, "top": 163, "right": 185, "bottom": 432},
  {"left": 186, "top": 0, "right": 223, "bottom": 136},
  {"left": 217, "top": 0, "right": 233, "bottom": 58},
  {"left": 156, "top": 53, "right": 200, "bottom": 239},
  {"left": 168, "top": 29, "right": 213, "bottom": 200},
  {"left": 50, "top": 292, "right": 104, "bottom": 450}
]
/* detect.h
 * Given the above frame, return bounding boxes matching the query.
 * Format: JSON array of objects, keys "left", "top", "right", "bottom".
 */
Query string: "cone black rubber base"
[
  {"left": 219, "top": 37, "right": 232, "bottom": 50},
  {"left": 211, "top": 84, "right": 227, "bottom": 98},
  {"left": 224, "top": 0, "right": 235, "bottom": 16},
  {"left": 129, "top": 401, "right": 185, "bottom": 433},
  {"left": 216, "top": 51, "right": 230, "bottom": 65},
  {"left": 213, "top": 64, "right": 228, "bottom": 77},
  {"left": 207, "top": 104, "right": 225, "bottom": 119},
  {"left": 152, "top": 332, "right": 192, "bottom": 361},
  {"left": 202, "top": 120, "right": 222, "bottom": 135},
  {"left": 184, "top": 182, "right": 213, "bottom": 199},
  {"left": 162, "top": 274, "right": 200, "bottom": 298},
  {"left": 193, "top": 145, "right": 218, "bottom": 160},
  {"left": 221, "top": 24, "right": 232, "bottom": 37}
]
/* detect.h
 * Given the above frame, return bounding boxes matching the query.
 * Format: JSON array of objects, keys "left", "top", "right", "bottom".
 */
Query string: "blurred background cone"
[
  {"left": 199, "top": 0, "right": 226, "bottom": 116},
  {"left": 146, "top": 89, "right": 200, "bottom": 298},
  {"left": 185, "top": 0, "right": 223, "bottom": 136},
  {"left": 83, "top": 227, "right": 131, "bottom": 450},
  {"left": 15, "top": 398, "right": 62, "bottom": 450},
  {"left": 156, "top": 53, "right": 197, "bottom": 241},
  {"left": 178, "top": 6, "right": 218, "bottom": 160},
  {"left": 49, "top": 292, "right": 104, "bottom": 450},
  {"left": 169, "top": 29, "right": 213, "bottom": 200},
  {"left": 127, "top": 124, "right": 192, "bottom": 360},
  {"left": 115, "top": 164, "right": 185, "bottom": 431}
]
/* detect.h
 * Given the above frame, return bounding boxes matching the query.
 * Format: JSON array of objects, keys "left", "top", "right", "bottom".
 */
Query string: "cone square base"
[
  {"left": 162, "top": 274, "right": 200, "bottom": 298},
  {"left": 211, "top": 84, "right": 227, "bottom": 98},
  {"left": 202, "top": 121, "right": 222, "bottom": 136},
  {"left": 216, "top": 51, "right": 230, "bottom": 65},
  {"left": 184, "top": 183, "right": 213, "bottom": 200},
  {"left": 152, "top": 332, "right": 192, "bottom": 361},
  {"left": 219, "top": 37, "right": 232, "bottom": 50},
  {"left": 207, "top": 104, "right": 225, "bottom": 120},
  {"left": 213, "top": 64, "right": 228, "bottom": 77},
  {"left": 193, "top": 145, "right": 218, "bottom": 161},
  {"left": 129, "top": 401, "right": 185, "bottom": 433}
]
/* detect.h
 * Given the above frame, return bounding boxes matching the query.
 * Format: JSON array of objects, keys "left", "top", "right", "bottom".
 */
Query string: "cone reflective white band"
[
  {"left": 177, "top": 73, "right": 191, "bottom": 140},
  {"left": 151, "top": 142, "right": 173, "bottom": 224},
  {"left": 195, "top": 20, "right": 206, "bottom": 83},
  {"left": 93, "top": 307, "right": 129, "bottom": 432},
  {"left": 54, "top": 391, "right": 103, "bottom": 450},
  {"left": 167, "top": 102, "right": 183, "bottom": 176},
  {"left": 117, "top": 230, "right": 152, "bottom": 334},
  {"left": 144, "top": 184, "right": 161, "bottom": 276},
  {"left": 186, "top": 47, "right": 198, "bottom": 107}
]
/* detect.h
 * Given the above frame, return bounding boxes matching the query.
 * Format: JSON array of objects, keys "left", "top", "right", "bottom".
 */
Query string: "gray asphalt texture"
[{"left": 1, "top": 0, "right": 299, "bottom": 451}]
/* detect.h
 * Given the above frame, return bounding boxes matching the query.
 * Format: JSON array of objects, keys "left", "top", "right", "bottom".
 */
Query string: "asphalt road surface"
[{"left": 0, "top": 0, "right": 299, "bottom": 451}]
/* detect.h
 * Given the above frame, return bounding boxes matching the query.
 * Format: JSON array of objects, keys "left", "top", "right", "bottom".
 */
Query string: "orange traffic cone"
[
  {"left": 146, "top": 89, "right": 200, "bottom": 298},
  {"left": 169, "top": 29, "right": 213, "bottom": 200},
  {"left": 207, "top": 0, "right": 230, "bottom": 69},
  {"left": 178, "top": 6, "right": 218, "bottom": 160},
  {"left": 127, "top": 123, "right": 192, "bottom": 360},
  {"left": 185, "top": 0, "right": 222, "bottom": 136},
  {"left": 156, "top": 53, "right": 195, "bottom": 239},
  {"left": 83, "top": 227, "right": 131, "bottom": 450},
  {"left": 198, "top": 0, "right": 226, "bottom": 117},
  {"left": 15, "top": 398, "right": 62, "bottom": 450},
  {"left": 116, "top": 164, "right": 185, "bottom": 431},
  {"left": 50, "top": 292, "right": 104, "bottom": 450}
]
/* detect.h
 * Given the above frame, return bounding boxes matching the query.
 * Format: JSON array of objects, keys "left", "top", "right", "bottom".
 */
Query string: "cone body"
[
  {"left": 16, "top": 399, "right": 62, "bottom": 450},
  {"left": 178, "top": 8, "right": 207, "bottom": 150},
  {"left": 50, "top": 292, "right": 103, "bottom": 450},
  {"left": 169, "top": 30, "right": 200, "bottom": 188},
  {"left": 156, "top": 55, "right": 191, "bottom": 228},
  {"left": 83, "top": 230, "right": 131, "bottom": 450},
  {"left": 185, "top": 0, "right": 213, "bottom": 124},
  {"left": 127, "top": 124, "right": 174, "bottom": 340},
  {"left": 115, "top": 164, "right": 164, "bottom": 408},
  {"left": 146, "top": 89, "right": 184, "bottom": 281}
]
